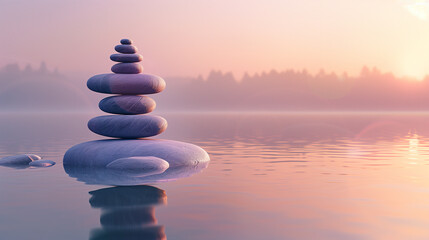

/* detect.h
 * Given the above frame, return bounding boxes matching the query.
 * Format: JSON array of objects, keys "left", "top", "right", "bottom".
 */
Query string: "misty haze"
[
  {"left": 3, "top": 1, "right": 429, "bottom": 239},
  {"left": 1, "top": 63, "right": 428, "bottom": 112}
]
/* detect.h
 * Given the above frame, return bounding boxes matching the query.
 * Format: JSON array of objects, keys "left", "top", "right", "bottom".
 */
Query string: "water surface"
[{"left": 0, "top": 112, "right": 429, "bottom": 239}]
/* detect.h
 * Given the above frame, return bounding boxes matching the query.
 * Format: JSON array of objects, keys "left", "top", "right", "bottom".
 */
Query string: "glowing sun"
[{"left": 400, "top": 0, "right": 429, "bottom": 20}]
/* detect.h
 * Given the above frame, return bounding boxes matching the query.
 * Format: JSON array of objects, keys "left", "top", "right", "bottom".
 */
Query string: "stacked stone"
[
  {"left": 87, "top": 39, "right": 167, "bottom": 139},
  {"left": 64, "top": 39, "right": 209, "bottom": 173}
]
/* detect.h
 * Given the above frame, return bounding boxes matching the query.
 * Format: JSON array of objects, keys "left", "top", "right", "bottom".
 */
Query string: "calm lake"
[{"left": 1, "top": 112, "right": 429, "bottom": 240}]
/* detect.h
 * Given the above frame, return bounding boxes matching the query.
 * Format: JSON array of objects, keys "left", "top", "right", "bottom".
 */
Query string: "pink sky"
[{"left": 1, "top": 0, "right": 429, "bottom": 79}]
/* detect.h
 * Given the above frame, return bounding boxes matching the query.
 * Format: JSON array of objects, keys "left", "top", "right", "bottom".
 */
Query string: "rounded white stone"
[{"left": 106, "top": 156, "right": 169, "bottom": 177}]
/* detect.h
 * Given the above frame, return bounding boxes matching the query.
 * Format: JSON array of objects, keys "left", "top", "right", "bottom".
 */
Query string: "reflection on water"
[
  {"left": 64, "top": 162, "right": 209, "bottom": 186},
  {"left": 2, "top": 113, "right": 429, "bottom": 239},
  {"left": 89, "top": 186, "right": 166, "bottom": 240}
]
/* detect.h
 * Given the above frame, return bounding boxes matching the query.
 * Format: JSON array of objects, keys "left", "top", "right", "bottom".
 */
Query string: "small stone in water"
[{"left": 0, "top": 154, "right": 41, "bottom": 165}]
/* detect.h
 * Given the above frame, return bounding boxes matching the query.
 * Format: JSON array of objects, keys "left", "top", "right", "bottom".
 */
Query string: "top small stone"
[{"left": 120, "top": 39, "right": 133, "bottom": 45}]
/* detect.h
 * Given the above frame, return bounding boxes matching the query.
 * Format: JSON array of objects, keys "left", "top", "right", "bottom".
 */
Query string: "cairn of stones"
[
  {"left": 64, "top": 39, "right": 209, "bottom": 174},
  {"left": 87, "top": 39, "right": 167, "bottom": 139}
]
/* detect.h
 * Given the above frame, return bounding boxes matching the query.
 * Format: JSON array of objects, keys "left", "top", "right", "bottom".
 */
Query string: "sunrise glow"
[{"left": 1, "top": 0, "right": 429, "bottom": 79}]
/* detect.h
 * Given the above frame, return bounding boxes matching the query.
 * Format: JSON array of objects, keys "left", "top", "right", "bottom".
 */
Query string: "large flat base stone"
[
  {"left": 63, "top": 139, "right": 210, "bottom": 186},
  {"left": 64, "top": 139, "right": 209, "bottom": 167}
]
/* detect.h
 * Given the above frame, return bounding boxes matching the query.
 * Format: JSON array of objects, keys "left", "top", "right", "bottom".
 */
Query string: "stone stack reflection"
[{"left": 89, "top": 186, "right": 167, "bottom": 240}]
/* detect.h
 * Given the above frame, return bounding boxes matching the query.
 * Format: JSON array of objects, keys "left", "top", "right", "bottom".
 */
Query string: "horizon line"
[
  {"left": 1, "top": 62, "right": 428, "bottom": 81},
  {"left": 3, "top": 110, "right": 429, "bottom": 115}
]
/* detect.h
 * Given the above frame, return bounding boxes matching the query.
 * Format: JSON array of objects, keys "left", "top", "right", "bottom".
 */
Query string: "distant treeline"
[
  {"left": 1, "top": 63, "right": 429, "bottom": 111},
  {"left": 0, "top": 63, "right": 92, "bottom": 111},
  {"left": 156, "top": 67, "right": 429, "bottom": 111}
]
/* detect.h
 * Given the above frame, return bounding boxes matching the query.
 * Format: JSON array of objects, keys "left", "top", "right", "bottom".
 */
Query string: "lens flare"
[{"left": 400, "top": 0, "right": 429, "bottom": 20}]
